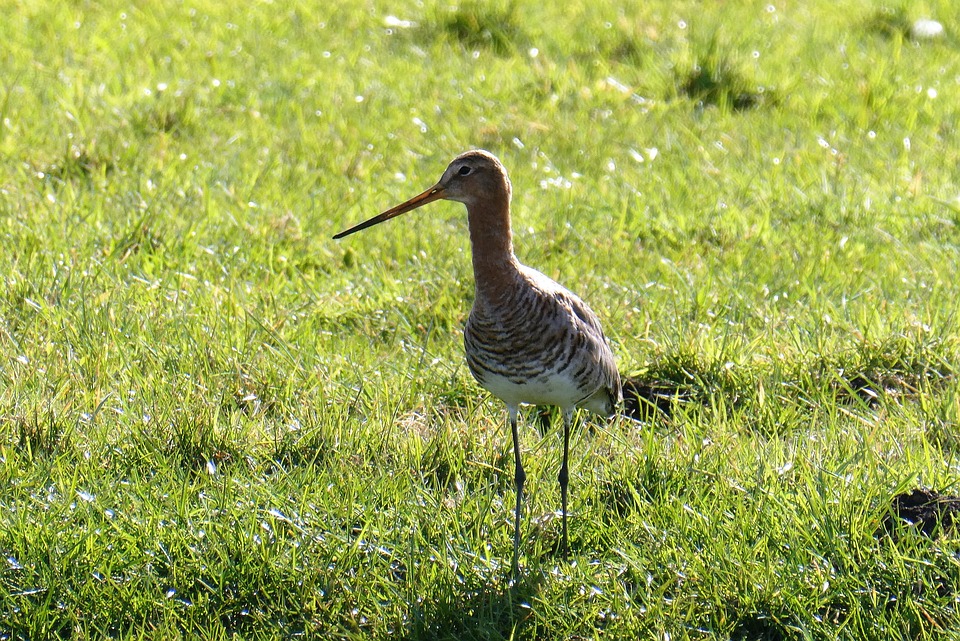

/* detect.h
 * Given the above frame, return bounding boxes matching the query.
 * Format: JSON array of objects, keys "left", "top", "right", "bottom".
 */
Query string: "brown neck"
[{"left": 466, "top": 192, "right": 520, "bottom": 304}]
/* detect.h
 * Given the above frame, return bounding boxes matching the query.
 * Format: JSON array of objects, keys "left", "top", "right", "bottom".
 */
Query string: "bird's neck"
[{"left": 466, "top": 194, "right": 521, "bottom": 304}]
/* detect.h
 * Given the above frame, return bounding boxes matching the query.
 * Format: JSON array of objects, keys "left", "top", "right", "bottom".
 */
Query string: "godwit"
[{"left": 334, "top": 150, "right": 621, "bottom": 573}]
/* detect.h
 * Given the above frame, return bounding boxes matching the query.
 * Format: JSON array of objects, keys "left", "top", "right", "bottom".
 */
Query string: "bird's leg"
[
  {"left": 508, "top": 404, "right": 525, "bottom": 578},
  {"left": 559, "top": 408, "right": 573, "bottom": 561}
]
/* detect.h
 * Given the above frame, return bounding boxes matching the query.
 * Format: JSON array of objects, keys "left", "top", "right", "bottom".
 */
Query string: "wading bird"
[{"left": 334, "top": 150, "right": 620, "bottom": 574}]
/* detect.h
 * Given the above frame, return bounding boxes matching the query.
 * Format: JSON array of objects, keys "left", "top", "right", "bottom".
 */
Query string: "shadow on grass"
[
  {"left": 12, "top": 406, "right": 74, "bottom": 459},
  {"left": 39, "top": 140, "right": 116, "bottom": 185},
  {"left": 433, "top": 0, "right": 527, "bottom": 56},
  {"left": 594, "top": 458, "right": 690, "bottom": 519},
  {"left": 620, "top": 376, "right": 698, "bottom": 422},
  {"left": 676, "top": 36, "right": 777, "bottom": 112},
  {"left": 727, "top": 608, "right": 793, "bottom": 641},
  {"left": 862, "top": 6, "right": 912, "bottom": 39},
  {"left": 619, "top": 366, "right": 742, "bottom": 423},
  {"left": 821, "top": 337, "right": 954, "bottom": 408},
  {"left": 403, "top": 572, "right": 543, "bottom": 641}
]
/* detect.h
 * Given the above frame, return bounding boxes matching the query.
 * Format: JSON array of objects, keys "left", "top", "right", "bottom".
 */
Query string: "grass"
[{"left": 1, "top": 0, "right": 960, "bottom": 638}]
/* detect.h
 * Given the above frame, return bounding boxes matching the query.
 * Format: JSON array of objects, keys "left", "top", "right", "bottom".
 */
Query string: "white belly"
[{"left": 477, "top": 368, "right": 592, "bottom": 410}]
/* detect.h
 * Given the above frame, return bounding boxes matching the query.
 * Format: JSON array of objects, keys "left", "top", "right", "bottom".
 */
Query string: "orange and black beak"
[{"left": 333, "top": 184, "right": 447, "bottom": 239}]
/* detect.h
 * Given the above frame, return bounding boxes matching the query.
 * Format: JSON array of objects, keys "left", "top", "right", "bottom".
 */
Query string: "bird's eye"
[{"left": 458, "top": 166, "right": 472, "bottom": 176}]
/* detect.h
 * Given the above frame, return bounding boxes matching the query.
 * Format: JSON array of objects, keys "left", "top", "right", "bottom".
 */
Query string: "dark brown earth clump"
[{"left": 879, "top": 488, "right": 960, "bottom": 538}]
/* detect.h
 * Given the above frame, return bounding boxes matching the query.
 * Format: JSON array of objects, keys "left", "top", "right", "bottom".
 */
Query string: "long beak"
[{"left": 333, "top": 184, "right": 446, "bottom": 239}]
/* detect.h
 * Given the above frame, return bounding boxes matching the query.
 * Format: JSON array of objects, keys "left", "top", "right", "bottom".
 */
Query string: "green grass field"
[{"left": 2, "top": 0, "right": 960, "bottom": 638}]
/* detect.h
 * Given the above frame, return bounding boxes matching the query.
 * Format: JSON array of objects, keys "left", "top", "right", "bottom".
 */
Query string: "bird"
[{"left": 333, "top": 150, "right": 621, "bottom": 575}]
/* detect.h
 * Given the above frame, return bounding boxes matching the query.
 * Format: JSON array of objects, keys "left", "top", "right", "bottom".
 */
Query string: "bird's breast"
[{"left": 462, "top": 271, "right": 618, "bottom": 413}]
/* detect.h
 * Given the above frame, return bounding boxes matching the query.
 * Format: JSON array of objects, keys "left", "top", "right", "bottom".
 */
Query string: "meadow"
[{"left": 2, "top": 0, "right": 960, "bottom": 638}]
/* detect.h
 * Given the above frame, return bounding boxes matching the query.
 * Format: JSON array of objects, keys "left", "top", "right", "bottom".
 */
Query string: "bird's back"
[{"left": 464, "top": 263, "right": 620, "bottom": 414}]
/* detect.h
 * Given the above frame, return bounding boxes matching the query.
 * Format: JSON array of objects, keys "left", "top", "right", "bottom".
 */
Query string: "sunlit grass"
[{"left": 1, "top": 0, "right": 960, "bottom": 638}]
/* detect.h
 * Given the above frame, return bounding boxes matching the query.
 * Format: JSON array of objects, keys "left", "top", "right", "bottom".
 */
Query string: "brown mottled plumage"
[{"left": 334, "top": 150, "right": 620, "bottom": 574}]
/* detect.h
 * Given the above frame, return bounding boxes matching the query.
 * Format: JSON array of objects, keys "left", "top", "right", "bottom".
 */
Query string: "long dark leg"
[
  {"left": 509, "top": 404, "right": 525, "bottom": 578},
  {"left": 559, "top": 408, "right": 573, "bottom": 561}
]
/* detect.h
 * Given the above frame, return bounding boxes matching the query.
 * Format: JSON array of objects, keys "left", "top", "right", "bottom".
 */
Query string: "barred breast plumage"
[
  {"left": 334, "top": 149, "right": 621, "bottom": 577},
  {"left": 464, "top": 263, "right": 619, "bottom": 415}
]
